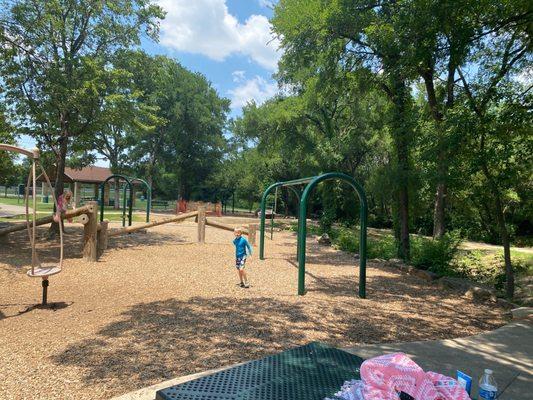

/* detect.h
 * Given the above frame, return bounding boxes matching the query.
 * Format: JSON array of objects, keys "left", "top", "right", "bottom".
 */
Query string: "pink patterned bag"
[{"left": 327, "top": 353, "right": 470, "bottom": 400}]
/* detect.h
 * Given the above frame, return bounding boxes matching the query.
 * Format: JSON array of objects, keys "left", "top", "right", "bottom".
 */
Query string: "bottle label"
[{"left": 479, "top": 388, "right": 497, "bottom": 399}]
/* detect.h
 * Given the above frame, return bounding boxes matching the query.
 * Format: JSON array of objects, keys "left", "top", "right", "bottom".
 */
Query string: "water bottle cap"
[{"left": 485, "top": 369, "right": 493, "bottom": 374}]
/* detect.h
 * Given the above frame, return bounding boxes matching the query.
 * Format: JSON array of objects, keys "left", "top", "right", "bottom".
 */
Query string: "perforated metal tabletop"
[{"left": 155, "top": 342, "right": 364, "bottom": 400}]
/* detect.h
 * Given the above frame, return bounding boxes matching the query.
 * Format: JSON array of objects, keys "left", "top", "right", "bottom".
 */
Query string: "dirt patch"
[{"left": 0, "top": 218, "right": 509, "bottom": 399}]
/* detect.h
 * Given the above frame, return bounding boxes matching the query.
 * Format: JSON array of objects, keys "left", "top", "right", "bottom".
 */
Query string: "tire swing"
[{"left": 24, "top": 148, "right": 64, "bottom": 307}]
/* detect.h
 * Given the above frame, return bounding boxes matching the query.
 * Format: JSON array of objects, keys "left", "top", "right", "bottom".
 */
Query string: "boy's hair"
[{"left": 234, "top": 227, "right": 243, "bottom": 234}]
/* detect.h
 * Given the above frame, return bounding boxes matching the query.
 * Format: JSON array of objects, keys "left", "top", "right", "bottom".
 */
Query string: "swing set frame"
[{"left": 259, "top": 172, "right": 368, "bottom": 298}]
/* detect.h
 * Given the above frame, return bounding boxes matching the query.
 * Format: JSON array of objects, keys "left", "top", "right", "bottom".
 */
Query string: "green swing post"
[
  {"left": 259, "top": 173, "right": 368, "bottom": 298},
  {"left": 270, "top": 186, "right": 278, "bottom": 240},
  {"left": 129, "top": 177, "right": 152, "bottom": 223},
  {"left": 259, "top": 180, "right": 309, "bottom": 260},
  {"left": 297, "top": 172, "right": 367, "bottom": 298},
  {"left": 100, "top": 174, "right": 134, "bottom": 227}
]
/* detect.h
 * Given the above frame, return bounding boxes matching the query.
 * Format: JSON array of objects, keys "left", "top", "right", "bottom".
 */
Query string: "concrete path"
[
  {"left": 111, "top": 319, "right": 532, "bottom": 400},
  {"left": 344, "top": 319, "right": 532, "bottom": 399},
  {"left": 0, "top": 203, "right": 27, "bottom": 218}
]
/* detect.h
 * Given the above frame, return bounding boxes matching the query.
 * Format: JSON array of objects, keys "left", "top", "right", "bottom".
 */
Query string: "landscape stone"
[{"left": 317, "top": 233, "right": 331, "bottom": 245}]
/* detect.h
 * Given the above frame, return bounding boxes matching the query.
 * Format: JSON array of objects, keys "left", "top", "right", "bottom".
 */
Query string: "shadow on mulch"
[
  {"left": 49, "top": 296, "right": 380, "bottom": 393},
  {"left": 0, "top": 225, "right": 185, "bottom": 269},
  {"left": 50, "top": 282, "right": 505, "bottom": 396}
]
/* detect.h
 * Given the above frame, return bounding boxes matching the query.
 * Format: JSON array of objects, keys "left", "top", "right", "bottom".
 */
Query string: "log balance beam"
[
  {"left": 205, "top": 218, "right": 257, "bottom": 245},
  {"left": 0, "top": 204, "right": 95, "bottom": 236},
  {"left": 107, "top": 211, "right": 199, "bottom": 237}
]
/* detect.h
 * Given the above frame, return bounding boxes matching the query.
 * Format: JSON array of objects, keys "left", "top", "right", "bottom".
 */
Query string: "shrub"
[
  {"left": 319, "top": 208, "right": 336, "bottom": 233},
  {"left": 367, "top": 235, "right": 397, "bottom": 260},
  {"left": 411, "top": 231, "right": 462, "bottom": 274}
]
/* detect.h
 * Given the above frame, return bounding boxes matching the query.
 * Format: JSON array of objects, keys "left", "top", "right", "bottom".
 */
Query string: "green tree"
[
  {"left": 0, "top": 0, "right": 163, "bottom": 231},
  {"left": 272, "top": 0, "right": 417, "bottom": 259},
  {"left": 124, "top": 53, "right": 230, "bottom": 199}
]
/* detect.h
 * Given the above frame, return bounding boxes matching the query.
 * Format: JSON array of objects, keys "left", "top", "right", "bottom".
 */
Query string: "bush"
[
  {"left": 336, "top": 228, "right": 359, "bottom": 253},
  {"left": 411, "top": 231, "right": 462, "bottom": 274},
  {"left": 335, "top": 227, "right": 396, "bottom": 259},
  {"left": 319, "top": 208, "right": 336, "bottom": 233},
  {"left": 367, "top": 235, "right": 397, "bottom": 260}
]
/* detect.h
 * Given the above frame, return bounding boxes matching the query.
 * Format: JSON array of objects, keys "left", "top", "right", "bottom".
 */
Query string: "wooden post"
[
  {"left": 74, "top": 181, "right": 81, "bottom": 208},
  {"left": 197, "top": 206, "right": 206, "bottom": 243},
  {"left": 103, "top": 183, "right": 110, "bottom": 206},
  {"left": 83, "top": 201, "right": 98, "bottom": 261},
  {"left": 248, "top": 223, "right": 257, "bottom": 246},
  {"left": 97, "top": 220, "right": 109, "bottom": 257}
]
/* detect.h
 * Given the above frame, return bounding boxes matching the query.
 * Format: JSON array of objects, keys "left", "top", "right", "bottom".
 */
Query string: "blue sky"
[
  {"left": 142, "top": 0, "right": 280, "bottom": 118},
  {"left": 18, "top": 0, "right": 281, "bottom": 151}
]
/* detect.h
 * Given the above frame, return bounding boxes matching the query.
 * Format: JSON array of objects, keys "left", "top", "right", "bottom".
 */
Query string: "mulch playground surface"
[{"left": 0, "top": 217, "right": 509, "bottom": 399}]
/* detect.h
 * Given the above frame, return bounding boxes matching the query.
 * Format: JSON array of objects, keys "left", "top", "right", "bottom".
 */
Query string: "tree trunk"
[
  {"left": 390, "top": 79, "right": 412, "bottom": 260},
  {"left": 488, "top": 175, "right": 514, "bottom": 298},
  {"left": 49, "top": 135, "right": 68, "bottom": 235},
  {"left": 433, "top": 162, "right": 447, "bottom": 238},
  {"left": 421, "top": 68, "right": 448, "bottom": 238}
]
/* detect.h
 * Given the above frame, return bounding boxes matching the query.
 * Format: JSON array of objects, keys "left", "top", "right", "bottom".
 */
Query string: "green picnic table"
[{"left": 155, "top": 342, "right": 364, "bottom": 400}]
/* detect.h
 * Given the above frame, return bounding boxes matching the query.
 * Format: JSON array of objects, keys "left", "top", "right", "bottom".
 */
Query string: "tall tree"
[
  {"left": 124, "top": 53, "right": 230, "bottom": 199},
  {"left": 0, "top": 0, "right": 163, "bottom": 231},
  {"left": 273, "top": 0, "right": 417, "bottom": 259}
]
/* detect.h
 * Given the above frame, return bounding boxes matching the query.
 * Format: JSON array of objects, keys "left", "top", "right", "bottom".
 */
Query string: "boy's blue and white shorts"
[{"left": 235, "top": 256, "right": 247, "bottom": 270}]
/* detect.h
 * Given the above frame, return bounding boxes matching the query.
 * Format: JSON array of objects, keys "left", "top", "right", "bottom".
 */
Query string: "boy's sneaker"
[
  {"left": 239, "top": 282, "right": 245, "bottom": 287},
  {"left": 244, "top": 283, "right": 250, "bottom": 288}
]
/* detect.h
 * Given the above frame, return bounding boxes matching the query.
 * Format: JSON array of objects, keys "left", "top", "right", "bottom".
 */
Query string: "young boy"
[{"left": 233, "top": 227, "right": 252, "bottom": 288}]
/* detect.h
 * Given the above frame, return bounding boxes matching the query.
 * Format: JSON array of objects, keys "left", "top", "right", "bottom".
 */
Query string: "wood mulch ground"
[{"left": 0, "top": 217, "right": 509, "bottom": 399}]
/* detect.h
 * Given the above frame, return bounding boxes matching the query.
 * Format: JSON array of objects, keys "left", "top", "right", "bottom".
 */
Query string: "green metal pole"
[
  {"left": 127, "top": 183, "right": 133, "bottom": 226},
  {"left": 358, "top": 190, "right": 368, "bottom": 299},
  {"left": 297, "top": 189, "right": 308, "bottom": 295},
  {"left": 99, "top": 183, "right": 105, "bottom": 222},
  {"left": 146, "top": 186, "right": 151, "bottom": 223},
  {"left": 296, "top": 172, "right": 368, "bottom": 297},
  {"left": 122, "top": 184, "right": 127, "bottom": 227},
  {"left": 259, "top": 182, "right": 281, "bottom": 260}
]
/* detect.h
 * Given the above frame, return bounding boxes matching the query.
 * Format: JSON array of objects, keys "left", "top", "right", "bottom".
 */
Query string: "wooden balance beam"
[
  {"left": 107, "top": 211, "right": 199, "bottom": 237},
  {"left": 205, "top": 218, "right": 257, "bottom": 245},
  {"left": 0, "top": 204, "right": 95, "bottom": 236}
]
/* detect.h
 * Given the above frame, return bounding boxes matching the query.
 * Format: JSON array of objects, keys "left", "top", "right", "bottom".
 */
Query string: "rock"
[
  {"left": 495, "top": 298, "right": 519, "bottom": 309},
  {"left": 353, "top": 253, "right": 360, "bottom": 260},
  {"left": 412, "top": 269, "right": 439, "bottom": 282},
  {"left": 389, "top": 258, "right": 403, "bottom": 266},
  {"left": 511, "top": 307, "right": 533, "bottom": 320},
  {"left": 465, "top": 286, "right": 497, "bottom": 303},
  {"left": 317, "top": 233, "right": 331, "bottom": 245},
  {"left": 438, "top": 277, "right": 473, "bottom": 291}
]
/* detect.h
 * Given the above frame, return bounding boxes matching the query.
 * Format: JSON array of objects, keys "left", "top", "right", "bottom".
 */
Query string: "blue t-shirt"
[{"left": 233, "top": 236, "right": 252, "bottom": 258}]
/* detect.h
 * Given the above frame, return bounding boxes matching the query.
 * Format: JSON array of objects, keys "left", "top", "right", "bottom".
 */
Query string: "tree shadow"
[
  {"left": 50, "top": 296, "right": 386, "bottom": 395},
  {"left": 0, "top": 225, "right": 187, "bottom": 269}
]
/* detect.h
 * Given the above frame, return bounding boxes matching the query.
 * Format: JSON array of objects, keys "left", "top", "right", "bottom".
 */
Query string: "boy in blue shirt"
[{"left": 233, "top": 227, "right": 252, "bottom": 288}]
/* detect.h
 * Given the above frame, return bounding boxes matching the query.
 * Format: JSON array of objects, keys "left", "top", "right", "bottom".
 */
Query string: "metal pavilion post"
[{"left": 297, "top": 172, "right": 368, "bottom": 298}]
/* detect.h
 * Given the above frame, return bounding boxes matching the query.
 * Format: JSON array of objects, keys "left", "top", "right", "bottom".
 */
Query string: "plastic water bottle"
[{"left": 478, "top": 369, "right": 498, "bottom": 399}]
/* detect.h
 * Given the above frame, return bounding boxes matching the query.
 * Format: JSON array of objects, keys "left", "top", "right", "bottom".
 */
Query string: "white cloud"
[
  {"left": 157, "top": 0, "right": 281, "bottom": 71},
  {"left": 228, "top": 76, "right": 278, "bottom": 109},
  {"left": 232, "top": 70, "right": 246, "bottom": 82},
  {"left": 258, "top": 0, "right": 275, "bottom": 8}
]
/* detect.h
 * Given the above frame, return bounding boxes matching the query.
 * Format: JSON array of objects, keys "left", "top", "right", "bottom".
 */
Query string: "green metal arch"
[
  {"left": 99, "top": 174, "right": 133, "bottom": 227},
  {"left": 259, "top": 182, "right": 303, "bottom": 259},
  {"left": 297, "top": 172, "right": 367, "bottom": 298},
  {"left": 128, "top": 177, "right": 152, "bottom": 223},
  {"left": 259, "top": 172, "right": 367, "bottom": 298}
]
